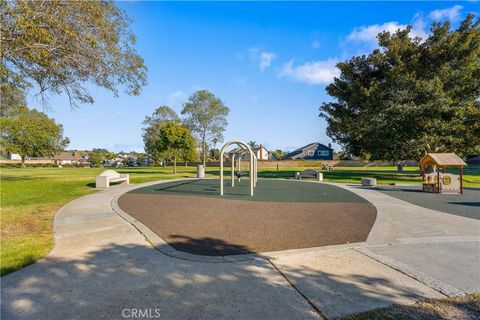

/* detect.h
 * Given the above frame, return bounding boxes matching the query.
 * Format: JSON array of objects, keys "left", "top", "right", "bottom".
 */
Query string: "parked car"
[{"left": 127, "top": 161, "right": 138, "bottom": 167}]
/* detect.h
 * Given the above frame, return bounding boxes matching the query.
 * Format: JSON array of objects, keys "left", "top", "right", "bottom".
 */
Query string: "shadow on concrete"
[
  {"left": 448, "top": 202, "right": 480, "bottom": 207},
  {"left": 373, "top": 187, "right": 423, "bottom": 193},
  {"left": 275, "top": 262, "right": 441, "bottom": 319},
  {"left": 0, "top": 237, "right": 446, "bottom": 319}
]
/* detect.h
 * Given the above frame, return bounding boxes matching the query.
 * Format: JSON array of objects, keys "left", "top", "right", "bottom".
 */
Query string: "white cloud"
[
  {"left": 166, "top": 90, "right": 184, "bottom": 107},
  {"left": 248, "top": 47, "right": 276, "bottom": 71},
  {"left": 281, "top": 5, "right": 464, "bottom": 87},
  {"left": 346, "top": 21, "right": 427, "bottom": 45},
  {"left": 347, "top": 22, "right": 406, "bottom": 43},
  {"left": 280, "top": 59, "right": 339, "bottom": 85},
  {"left": 346, "top": 5, "right": 463, "bottom": 47},
  {"left": 428, "top": 5, "right": 463, "bottom": 21},
  {"left": 259, "top": 52, "right": 275, "bottom": 71}
]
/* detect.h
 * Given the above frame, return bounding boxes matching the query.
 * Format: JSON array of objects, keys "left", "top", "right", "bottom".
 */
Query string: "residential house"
[
  {"left": 105, "top": 156, "right": 126, "bottom": 167},
  {"left": 54, "top": 151, "right": 85, "bottom": 165},
  {"left": 284, "top": 142, "right": 334, "bottom": 160},
  {"left": 228, "top": 144, "right": 270, "bottom": 161}
]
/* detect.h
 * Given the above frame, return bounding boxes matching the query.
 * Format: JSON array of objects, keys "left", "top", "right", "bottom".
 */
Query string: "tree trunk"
[
  {"left": 173, "top": 156, "right": 177, "bottom": 174},
  {"left": 21, "top": 155, "right": 26, "bottom": 167},
  {"left": 202, "top": 133, "right": 207, "bottom": 167}
]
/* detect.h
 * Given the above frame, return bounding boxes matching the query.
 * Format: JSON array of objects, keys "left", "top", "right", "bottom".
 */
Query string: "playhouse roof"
[{"left": 419, "top": 153, "right": 467, "bottom": 167}]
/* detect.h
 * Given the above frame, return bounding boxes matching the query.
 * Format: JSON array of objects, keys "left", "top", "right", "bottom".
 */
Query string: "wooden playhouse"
[{"left": 419, "top": 153, "right": 467, "bottom": 194}]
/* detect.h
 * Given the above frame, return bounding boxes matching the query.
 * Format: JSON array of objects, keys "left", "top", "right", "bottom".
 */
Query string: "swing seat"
[{"left": 235, "top": 171, "right": 248, "bottom": 179}]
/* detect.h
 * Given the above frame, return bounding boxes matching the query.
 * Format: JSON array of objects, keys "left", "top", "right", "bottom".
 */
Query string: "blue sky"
[{"left": 31, "top": 1, "right": 477, "bottom": 153}]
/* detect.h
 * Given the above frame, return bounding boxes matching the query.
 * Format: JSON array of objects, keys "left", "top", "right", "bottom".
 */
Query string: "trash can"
[
  {"left": 397, "top": 164, "right": 404, "bottom": 172},
  {"left": 197, "top": 165, "right": 205, "bottom": 178}
]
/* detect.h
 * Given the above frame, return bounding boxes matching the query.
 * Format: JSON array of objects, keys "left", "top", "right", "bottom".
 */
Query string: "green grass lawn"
[
  {"left": 1, "top": 165, "right": 478, "bottom": 276},
  {"left": 0, "top": 166, "right": 209, "bottom": 276},
  {"left": 258, "top": 166, "right": 480, "bottom": 187}
]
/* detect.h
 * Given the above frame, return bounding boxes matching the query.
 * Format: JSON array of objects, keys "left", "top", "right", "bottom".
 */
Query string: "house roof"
[
  {"left": 54, "top": 151, "right": 83, "bottom": 161},
  {"left": 227, "top": 145, "right": 268, "bottom": 154},
  {"left": 419, "top": 153, "right": 467, "bottom": 167},
  {"left": 284, "top": 142, "right": 333, "bottom": 158}
]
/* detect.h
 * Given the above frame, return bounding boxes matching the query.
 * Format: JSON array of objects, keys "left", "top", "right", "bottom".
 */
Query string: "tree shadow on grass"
[
  {"left": 0, "top": 255, "right": 37, "bottom": 277},
  {"left": 85, "top": 182, "right": 132, "bottom": 189},
  {"left": 0, "top": 176, "right": 35, "bottom": 181},
  {"left": 114, "top": 170, "right": 182, "bottom": 175}
]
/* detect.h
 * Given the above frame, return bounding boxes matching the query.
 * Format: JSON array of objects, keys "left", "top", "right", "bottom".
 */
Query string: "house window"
[
  {"left": 307, "top": 150, "right": 314, "bottom": 156},
  {"left": 318, "top": 150, "right": 329, "bottom": 156}
]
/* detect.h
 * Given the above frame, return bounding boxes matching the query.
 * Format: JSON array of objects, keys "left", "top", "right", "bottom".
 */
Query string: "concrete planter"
[{"left": 361, "top": 178, "right": 377, "bottom": 186}]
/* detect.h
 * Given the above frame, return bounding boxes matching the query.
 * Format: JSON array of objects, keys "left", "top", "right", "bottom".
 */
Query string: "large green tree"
[
  {"left": 181, "top": 90, "right": 229, "bottom": 166},
  {"left": 156, "top": 122, "right": 196, "bottom": 174},
  {"left": 272, "top": 149, "right": 286, "bottom": 160},
  {"left": 0, "top": 0, "right": 147, "bottom": 109},
  {"left": 0, "top": 83, "right": 26, "bottom": 117},
  {"left": 88, "top": 151, "right": 104, "bottom": 167},
  {"left": 320, "top": 15, "right": 480, "bottom": 161},
  {"left": 0, "top": 106, "right": 70, "bottom": 166},
  {"left": 87, "top": 148, "right": 114, "bottom": 166},
  {"left": 142, "top": 106, "right": 180, "bottom": 165}
]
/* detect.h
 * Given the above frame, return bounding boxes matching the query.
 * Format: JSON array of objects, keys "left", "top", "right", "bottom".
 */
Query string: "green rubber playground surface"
[
  {"left": 119, "top": 178, "right": 376, "bottom": 255},
  {"left": 127, "top": 178, "right": 368, "bottom": 203}
]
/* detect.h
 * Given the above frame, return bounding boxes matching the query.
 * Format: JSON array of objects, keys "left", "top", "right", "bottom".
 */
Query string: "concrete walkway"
[{"left": 2, "top": 180, "right": 479, "bottom": 319}]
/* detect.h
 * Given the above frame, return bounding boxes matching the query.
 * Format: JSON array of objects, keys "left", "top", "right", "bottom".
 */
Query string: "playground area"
[
  {"left": 118, "top": 179, "right": 377, "bottom": 256},
  {"left": 372, "top": 185, "right": 479, "bottom": 220}
]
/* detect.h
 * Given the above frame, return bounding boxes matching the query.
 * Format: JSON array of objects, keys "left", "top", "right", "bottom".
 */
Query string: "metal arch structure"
[
  {"left": 220, "top": 140, "right": 257, "bottom": 196},
  {"left": 236, "top": 150, "right": 258, "bottom": 186}
]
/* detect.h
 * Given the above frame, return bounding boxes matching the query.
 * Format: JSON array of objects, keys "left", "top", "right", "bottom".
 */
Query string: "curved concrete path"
[{"left": 2, "top": 179, "right": 479, "bottom": 319}]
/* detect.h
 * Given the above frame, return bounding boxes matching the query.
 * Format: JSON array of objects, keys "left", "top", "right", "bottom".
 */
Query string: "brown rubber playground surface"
[{"left": 118, "top": 179, "right": 377, "bottom": 256}]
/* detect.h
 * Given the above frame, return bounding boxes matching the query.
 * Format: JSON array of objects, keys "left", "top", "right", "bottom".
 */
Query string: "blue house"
[{"left": 284, "top": 142, "right": 334, "bottom": 160}]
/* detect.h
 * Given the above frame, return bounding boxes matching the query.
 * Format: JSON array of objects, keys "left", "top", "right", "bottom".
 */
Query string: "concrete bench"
[
  {"left": 96, "top": 170, "right": 129, "bottom": 188},
  {"left": 361, "top": 178, "right": 377, "bottom": 186},
  {"left": 295, "top": 169, "right": 323, "bottom": 181}
]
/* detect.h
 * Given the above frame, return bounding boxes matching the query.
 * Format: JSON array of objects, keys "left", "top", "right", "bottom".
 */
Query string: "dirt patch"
[
  {"left": 343, "top": 293, "right": 480, "bottom": 320},
  {"left": 118, "top": 193, "right": 376, "bottom": 256}
]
